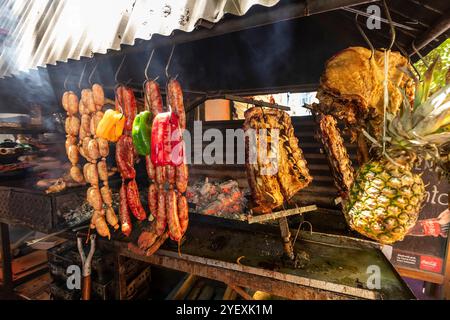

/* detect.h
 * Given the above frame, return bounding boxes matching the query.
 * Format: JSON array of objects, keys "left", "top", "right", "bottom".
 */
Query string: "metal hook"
[
  {"left": 355, "top": 13, "right": 374, "bottom": 59},
  {"left": 382, "top": 0, "right": 396, "bottom": 51},
  {"left": 165, "top": 45, "right": 175, "bottom": 79},
  {"left": 88, "top": 60, "right": 98, "bottom": 86},
  {"left": 115, "top": 55, "right": 127, "bottom": 84},
  {"left": 144, "top": 49, "right": 155, "bottom": 81},
  {"left": 395, "top": 43, "right": 421, "bottom": 81},
  {"left": 292, "top": 220, "right": 313, "bottom": 247},
  {"left": 412, "top": 41, "right": 429, "bottom": 68},
  {"left": 63, "top": 69, "right": 73, "bottom": 91},
  {"left": 78, "top": 63, "right": 87, "bottom": 90}
]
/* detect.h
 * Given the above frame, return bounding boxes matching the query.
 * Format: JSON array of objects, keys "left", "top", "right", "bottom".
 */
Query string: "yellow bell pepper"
[{"left": 96, "top": 109, "right": 125, "bottom": 142}]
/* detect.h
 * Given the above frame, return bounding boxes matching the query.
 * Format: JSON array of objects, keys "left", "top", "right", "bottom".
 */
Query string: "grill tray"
[{"left": 0, "top": 176, "right": 123, "bottom": 232}]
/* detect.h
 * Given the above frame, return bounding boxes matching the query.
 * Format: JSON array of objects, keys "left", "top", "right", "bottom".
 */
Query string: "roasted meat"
[
  {"left": 313, "top": 47, "right": 414, "bottom": 140},
  {"left": 244, "top": 107, "right": 312, "bottom": 213}
]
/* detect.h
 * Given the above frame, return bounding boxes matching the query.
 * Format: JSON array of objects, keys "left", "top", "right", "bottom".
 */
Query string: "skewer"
[{"left": 247, "top": 205, "right": 317, "bottom": 224}]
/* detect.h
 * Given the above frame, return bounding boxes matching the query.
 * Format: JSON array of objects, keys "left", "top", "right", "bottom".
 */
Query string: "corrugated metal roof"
[{"left": 0, "top": 0, "right": 279, "bottom": 78}]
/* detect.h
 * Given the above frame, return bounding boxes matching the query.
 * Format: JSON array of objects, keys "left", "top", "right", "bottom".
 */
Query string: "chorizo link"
[
  {"left": 155, "top": 185, "right": 166, "bottom": 236},
  {"left": 148, "top": 183, "right": 158, "bottom": 218},
  {"left": 126, "top": 179, "right": 147, "bottom": 221},
  {"left": 119, "top": 182, "right": 132, "bottom": 237},
  {"left": 145, "top": 155, "right": 156, "bottom": 180},
  {"left": 175, "top": 164, "right": 188, "bottom": 193},
  {"left": 167, "top": 79, "right": 186, "bottom": 129},
  {"left": 144, "top": 80, "right": 163, "bottom": 115},
  {"left": 177, "top": 193, "right": 189, "bottom": 235},
  {"left": 155, "top": 165, "right": 166, "bottom": 185},
  {"left": 166, "top": 165, "right": 175, "bottom": 185},
  {"left": 166, "top": 187, "right": 182, "bottom": 241},
  {"left": 115, "top": 135, "right": 136, "bottom": 180}
]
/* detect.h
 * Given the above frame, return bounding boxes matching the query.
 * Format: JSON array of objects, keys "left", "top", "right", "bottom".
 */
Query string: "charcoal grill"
[{"left": 0, "top": 177, "right": 122, "bottom": 233}]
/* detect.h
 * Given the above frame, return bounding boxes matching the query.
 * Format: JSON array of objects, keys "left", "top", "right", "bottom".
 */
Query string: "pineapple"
[
  {"left": 344, "top": 80, "right": 450, "bottom": 244},
  {"left": 344, "top": 160, "right": 425, "bottom": 244}
]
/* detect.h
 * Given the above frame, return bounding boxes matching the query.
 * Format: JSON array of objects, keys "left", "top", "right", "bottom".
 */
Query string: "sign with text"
[{"left": 389, "top": 161, "right": 449, "bottom": 277}]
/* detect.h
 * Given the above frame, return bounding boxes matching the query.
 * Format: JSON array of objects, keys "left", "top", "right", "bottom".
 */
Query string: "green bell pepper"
[{"left": 132, "top": 111, "right": 152, "bottom": 155}]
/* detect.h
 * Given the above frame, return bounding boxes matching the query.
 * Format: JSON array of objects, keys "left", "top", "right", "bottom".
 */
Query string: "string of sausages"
[
  {"left": 115, "top": 85, "right": 147, "bottom": 237},
  {"left": 144, "top": 79, "right": 189, "bottom": 246},
  {"left": 62, "top": 91, "right": 84, "bottom": 185}
]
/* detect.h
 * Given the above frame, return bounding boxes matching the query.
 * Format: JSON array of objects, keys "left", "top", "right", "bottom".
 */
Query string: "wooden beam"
[
  {"left": 409, "top": 9, "right": 450, "bottom": 54},
  {"left": 0, "top": 223, "right": 13, "bottom": 293},
  {"left": 168, "top": 274, "right": 198, "bottom": 300},
  {"left": 226, "top": 283, "right": 254, "bottom": 300}
]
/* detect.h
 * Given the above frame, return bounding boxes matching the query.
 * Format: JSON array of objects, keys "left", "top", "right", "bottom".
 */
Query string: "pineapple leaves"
[
  {"left": 414, "top": 56, "right": 440, "bottom": 109},
  {"left": 412, "top": 84, "right": 450, "bottom": 135}
]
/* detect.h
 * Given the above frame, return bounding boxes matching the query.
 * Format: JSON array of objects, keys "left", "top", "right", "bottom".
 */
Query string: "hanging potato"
[
  {"left": 81, "top": 89, "right": 96, "bottom": 113},
  {"left": 100, "top": 185, "right": 113, "bottom": 206},
  {"left": 81, "top": 114, "right": 91, "bottom": 132},
  {"left": 105, "top": 207, "right": 119, "bottom": 230},
  {"left": 97, "top": 159, "right": 108, "bottom": 182},
  {"left": 87, "top": 186, "right": 103, "bottom": 210},
  {"left": 62, "top": 91, "right": 69, "bottom": 113},
  {"left": 65, "top": 116, "right": 80, "bottom": 136},
  {"left": 87, "top": 138, "right": 100, "bottom": 160},
  {"left": 65, "top": 135, "right": 77, "bottom": 154},
  {"left": 97, "top": 137, "right": 109, "bottom": 158},
  {"left": 79, "top": 99, "right": 89, "bottom": 115},
  {"left": 70, "top": 165, "right": 84, "bottom": 183},
  {"left": 67, "top": 144, "right": 79, "bottom": 165},
  {"left": 92, "top": 84, "right": 105, "bottom": 108},
  {"left": 83, "top": 163, "right": 99, "bottom": 186}
]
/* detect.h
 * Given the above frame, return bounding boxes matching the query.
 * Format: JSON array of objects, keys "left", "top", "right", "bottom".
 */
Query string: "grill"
[
  {"left": 0, "top": 177, "right": 123, "bottom": 233},
  {"left": 0, "top": 185, "right": 87, "bottom": 233}
]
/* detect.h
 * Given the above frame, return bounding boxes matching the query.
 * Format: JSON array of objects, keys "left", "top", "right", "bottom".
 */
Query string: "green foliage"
[{"left": 414, "top": 38, "right": 450, "bottom": 94}]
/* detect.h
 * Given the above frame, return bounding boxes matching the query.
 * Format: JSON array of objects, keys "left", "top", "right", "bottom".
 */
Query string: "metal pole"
[
  {"left": 0, "top": 223, "right": 13, "bottom": 294},
  {"left": 408, "top": 10, "right": 450, "bottom": 55}
]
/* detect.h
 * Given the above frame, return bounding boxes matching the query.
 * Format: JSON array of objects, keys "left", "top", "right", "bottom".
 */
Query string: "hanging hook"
[
  {"left": 355, "top": 13, "right": 374, "bottom": 59},
  {"left": 395, "top": 43, "right": 421, "bottom": 82},
  {"left": 382, "top": 0, "right": 396, "bottom": 51},
  {"left": 144, "top": 49, "right": 156, "bottom": 81},
  {"left": 115, "top": 55, "right": 127, "bottom": 84},
  {"left": 78, "top": 63, "right": 87, "bottom": 90},
  {"left": 88, "top": 60, "right": 98, "bottom": 86},
  {"left": 412, "top": 41, "right": 429, "bottom": 68},
  {"left": 165, "top": 45, "right": 175, "bottom": 80},
  {"left": 63, "top": 69, "right": 73, "bottom": 91}
]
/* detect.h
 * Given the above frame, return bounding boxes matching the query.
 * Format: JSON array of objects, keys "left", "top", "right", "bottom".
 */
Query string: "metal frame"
[
  {"left": 118, "top": 247, "right": 378, "bottom": 300},
  {"left": 0, "top": 222, "right": 49, "bottom": 298}
]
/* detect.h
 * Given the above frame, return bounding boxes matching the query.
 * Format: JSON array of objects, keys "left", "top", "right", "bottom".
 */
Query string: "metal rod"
[
  {"left": 382, "top": 0, "right": 396, "bottom": 51},
  {"left": 224, "top": 94, "right": 290, "bottom": 111},
  {"left": 342, "top": 7, "right": 418, "bottom": 31},
  {"left": 248, "top": 205, "right": 317, "bottom": 224},
  {"left": 408, "top": 9, "right": 450, "bottom": 55}
]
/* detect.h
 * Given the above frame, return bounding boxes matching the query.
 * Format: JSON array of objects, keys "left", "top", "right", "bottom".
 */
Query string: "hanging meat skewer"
[
  {"left": 166, "top": 79, "right": 189, "bottom": 243},
  {"left": 147, "top": 78, "right": 189, "bottom": 245},
  {"left": 92, "top": 83, "right": 119, "bottom": 232},
  {"left": 62, "top": 91, "right": 85, "bottom": 185},
  {"left": 115, "top": 85, "right": 147, "bottom": 237},
  {"left": 78, "top": 87, "right": 111, "bottom": 239}
]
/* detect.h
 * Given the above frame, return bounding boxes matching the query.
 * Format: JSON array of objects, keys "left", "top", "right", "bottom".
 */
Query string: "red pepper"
[
  {"left": 151, "top": 112, "right": 184, "bottom": 166},
  {"left": 170, "top": 112, "right": 184, "bottom": 166},
  {"left": 151, "top": 112, "right": 171, "bottom": 166}
]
